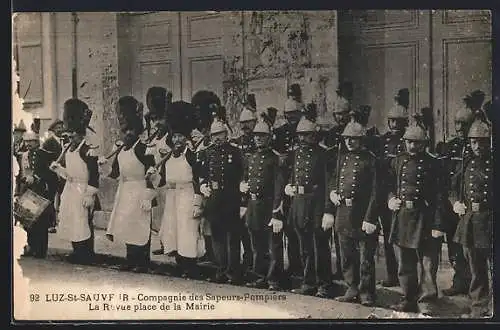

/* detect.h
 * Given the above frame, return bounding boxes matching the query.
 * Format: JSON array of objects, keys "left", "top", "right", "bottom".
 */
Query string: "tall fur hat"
[
  {"left": 115, "top": 96, "right": 144, "bottom": 134},
  {"left": 168, "top": 101, "right": 196, "bottom": 137},
  {"left": 63, "top": 98, "right": 94, "bottom": 135},
  {"left": 191, "top": 90, "right": 222, "bottom": 130}
]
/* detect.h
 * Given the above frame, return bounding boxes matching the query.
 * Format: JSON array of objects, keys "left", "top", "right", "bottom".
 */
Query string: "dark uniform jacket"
[
  {"left": 450, "top": 153, "right": 492, "bottom": 249},
  {"left": 108, "top": 140, "right": 156, "bottom": 207},
  {"left": 242, "top": 147, "right": 284, "bottom": 231},
  {"left": 231, "top": 133, "right": 257, "bottom": 208},
  {"left": 387, "top": 151, "right": 446, "bottom": 249},
  {"left": 60, "top": 141, "right": 102, "bottom": 211},
  {"left": 283, "top": 143, "right": 327, "bottom": 229},
  {"left": 325, "top": 148, "right": 378, "bottom": 238},
  {"left": 41, "top": 135, "right": 64, "bottom": 199},
  {"left": 198, "top": 142, "right": 244, "bottom": 227},
  {"left": 377, "top": 130, "right": 406, "bottom": 209},
  {"left": 435, "top": 137, "right": 473, "bottom": 234},
  {"left": 19, "top": 148, "right": 53, "bottom": 202}
]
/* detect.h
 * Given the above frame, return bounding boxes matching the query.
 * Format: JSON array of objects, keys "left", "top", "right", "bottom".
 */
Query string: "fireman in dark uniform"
[
  {"left": 271, "top": 84, "right": 303, "bottom": 278},
  {"left": 451, "top": 111, "right": 492, "bottom": 318},
  {"left": 386, "top": 123, "right": 446, "bottom": 315},
  {"left": 232, "top": 94, "right": 258, "bottom": 272},
  {"left": 241, "top": 111, "right": 285, "bottom": 290},
  {"left": 377, "top": 88, "right": 410, "bottom": 288},
  {"left": 42, "top": 119, "right": 65, "bottom": 233},
  {"left": 18, "top": 131, "right": 55, "bottom": 259},
  {"left": 191, "top": 90, "right": 222, "bottom": 264},
  {"left": 198, "top": 116, "right": 244, "bottom": 284},
  {"left": 282, "top": 105, "right": 331, "bottom": 296},
  {"left": 320, "top": 82, "right": 354, "bottom": 280},
  {"left": 323, "top": 119, "right": 379, "bottom": 306},
  {"left": 435, "top": 92, "right": 478, "bottom": 296},
  {"left": 13, "top": 120, "right": 28, "bottom": 197}
]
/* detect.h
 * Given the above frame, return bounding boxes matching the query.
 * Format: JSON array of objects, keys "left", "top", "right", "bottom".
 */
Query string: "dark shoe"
[
  {"left": 152, "top": 248, "right": 164, "bottom": 256},
  {"left": 291, "top": 285, "right": 317, "bottom": 296},
  {"left": 208, "top": 274, "right": 229, "bottom": 284},
  {"left": 335, "top": 293, "right": 360, "bottom": 303},
  {"left": 227, "top": 275, "right": 243, "bottom": 285},
  {"left": 378, "top": 279, "right": 399, "bottom": 287},
  {"left": 132, "top": 266, "right": 149, "bottom": 273},
  {"left": 315, "top": 286, "right": 330, "bottom": 298},
  {"left": 390, "top": 300, "right": 418, "bottom": 313},
  {"left": 442, "top": 286, "right": 468, "bottom": 296},
  {"left": 360, "top": 295, "right": 376, "bottom": 307},
  {"left": 166, "top": 250, "right": 178, "bottom": 257},
  {"left": 119, "top": 264, "right": 134, "bottom": 271},
  {"left": 268, "top": 283, "right": 282, "bottom": 291},
  {"left": 246, "top": 278, "right": 267, "bottom": 289}
]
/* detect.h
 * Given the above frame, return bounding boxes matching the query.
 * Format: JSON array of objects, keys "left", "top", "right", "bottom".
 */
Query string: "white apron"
[
  {"left": 57, "top": 140, "right": 92, "bottom": 242},
  {"left": 106, "top": 140, "right": 151, "bottom": 246},
  {"left": 160, "top": 148, "right": 201, "bottom": 258},
  {"left": 146, "top": 136, "right": 170, "bottom": 233}
]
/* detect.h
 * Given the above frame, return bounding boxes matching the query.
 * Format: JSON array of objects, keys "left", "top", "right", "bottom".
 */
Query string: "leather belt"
[
  {"left": 469, "top": 202, "right": 490, "bottom": 212},
  {"left": 293, "top": 185, "right": 315, "bottom": 195}
]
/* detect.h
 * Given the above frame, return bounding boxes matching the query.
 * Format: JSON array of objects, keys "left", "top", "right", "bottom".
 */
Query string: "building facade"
[{"left": 13, "top": 10, "right": 492, "bottom": 226}]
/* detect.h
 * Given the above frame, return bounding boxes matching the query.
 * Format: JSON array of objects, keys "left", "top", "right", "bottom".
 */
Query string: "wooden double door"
[
  {"left": 338, "top": 10, "right": 492, "bottom": 143},
  {"left": 125, "top": 11, "right": 225, "bottom": 105}
]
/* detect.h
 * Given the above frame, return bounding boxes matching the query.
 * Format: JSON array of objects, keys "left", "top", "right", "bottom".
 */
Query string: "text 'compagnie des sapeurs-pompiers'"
[{"left": 33, "top": 292, "right": 287, "bottom": 312}]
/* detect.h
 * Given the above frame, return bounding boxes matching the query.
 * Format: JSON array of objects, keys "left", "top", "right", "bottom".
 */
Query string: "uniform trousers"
[
  {"left": 70, "top": 212, "right": 95, "bottom": 261},
  {"left": 210, "top": 221, "right": 242, "bottom": 279},
  {"left": 394, "top": 238, "right": 441, "bottom": 310},
  {"left": 338, "top": 233, "right": 377, "bottom": 299},
  {"left": 463, "top": 247, "right": 492, "bottom": 316},
  {"left": 295, "top": 227, "right": 332, "bottom": 289},
  {"left": 26, "top": 206, "right": 53, "bottom": 258},
  {"left": 239, "top": 215, "right": 253, "bottom": 269},
  {"left": 445, "top": 228, "right": 471, "bottom": 291},
  {"left": 249, "top": 229, "right": 283, "bottom": 286},
  {"left": 379, "top": 207, "right": 399, "bottom": 283},
  {"left": 126, "top": 237, "right": 151, "bottom": 267},
  {"left": 283, "top": 197, "right": 301, "bottom": 274}
]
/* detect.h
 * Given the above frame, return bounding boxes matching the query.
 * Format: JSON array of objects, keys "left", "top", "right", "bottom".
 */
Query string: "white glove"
[
  {"left": 82, "top": 195, "right": 95, "bottom": 209},
  {"left": 24, "top": 175, "right": 34, "bottom": 185},
  {"left": 240, "top": 207, "right": 247, "bottom": 218},
  {"left": 239, "top": 181, "right": 250, "bottom": 193},
  {"left": 140, "top": 200, "right": 152, "bottom": 212},
  {"left": 268, "top": 218, "right": 283, "bottom": 233},
  {"left": 388, "top": 197, "right": 402, "bottom": 211},
  {"left": 329, "top": 190, "right": 341, "bottom": 206},
  {"left": 146, "top": 167, "right": 161, "bottom": 188},
  {"left": 321, "top": 213, "right": 335, "bottom": 231},
  {"left": 50, "top": 162, "right": 67, "bottom": 179},
  {"left": 431, "top": 230, "right": 445, "bottom": 238},
  {"left": 284, "top": 184, "right": 295, "bottom": 197},
  {"left": 453, "top": 201, "right": 466, "bottom": 216},
  {"left": 200, "top": 183, "right": 212, "bottom": 198},
  {"left": 362, "top": 221, "right": 377, "bottom": 235}
]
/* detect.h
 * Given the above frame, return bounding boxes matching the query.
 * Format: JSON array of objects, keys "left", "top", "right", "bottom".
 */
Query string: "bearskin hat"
[
  {"left": 191, "top": 90, "right": 221, "bottom": 130},
  {"left": 115, "top": 96, "right": 144, "bottom": 134},
  {"left": 63, "top": 98, "right": 93, "bottom": 135},
  {"left": 145, "top": 87, "right": 168, "bottom": 121},
  {"left": 168, "top": 101, "right": 196, "bottom": 137}
]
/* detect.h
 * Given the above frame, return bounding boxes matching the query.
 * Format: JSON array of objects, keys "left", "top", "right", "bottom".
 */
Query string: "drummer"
[{"left": 19, "top": 130, "right": 55, "bottom": 258}]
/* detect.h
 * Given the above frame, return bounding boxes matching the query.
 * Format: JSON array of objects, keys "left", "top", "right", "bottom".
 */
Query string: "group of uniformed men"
[{"left": 13, "top": 82, "right": 493, "bottom": 318}]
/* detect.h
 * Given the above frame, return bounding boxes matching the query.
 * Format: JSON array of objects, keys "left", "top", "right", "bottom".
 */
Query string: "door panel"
[
  {"left": 180, "top": 12, "right": 224, "bottom": 101},
  {"left": 338, "top": 10, "right": 431, "bottom": 132},
  {"left": 431, "top": 10, "right": 492, "bottom": 141},
  {"left": 129, "top": 12, "right": 182, "bottom": 104}
]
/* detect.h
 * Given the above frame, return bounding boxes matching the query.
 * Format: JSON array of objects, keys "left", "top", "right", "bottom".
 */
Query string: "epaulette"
[{"left": 229, "top": 142, "right": 240, "bottom": 148}]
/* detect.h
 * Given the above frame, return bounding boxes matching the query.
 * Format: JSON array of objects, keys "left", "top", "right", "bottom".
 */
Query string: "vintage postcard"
[{"left": 12, "top": 10, "right": 493, "bottom": 321}]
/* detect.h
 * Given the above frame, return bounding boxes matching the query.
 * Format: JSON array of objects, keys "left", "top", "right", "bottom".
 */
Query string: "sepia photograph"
[{"left": 11, "top": 9, "right": 493, "bottom": 321}]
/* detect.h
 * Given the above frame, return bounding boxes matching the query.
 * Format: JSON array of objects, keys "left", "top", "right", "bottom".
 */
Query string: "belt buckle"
[
  {"left": 297, "top": 186, "right": 304, "bottom": 194},
  {"left": 211, "top": 181, "right": 219, "bottom": 190},
  {"left": 345, "top": 198, "right": 353, "bottom": 207},
  {"left": 250, "top": 193, "right": 257, "bottom": 200},
  {"left": 471, "top": 202, "right": 480, "bottom": 212},
  {"left": 405, "top": 201, "right": 414, "bottom": 209}
]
